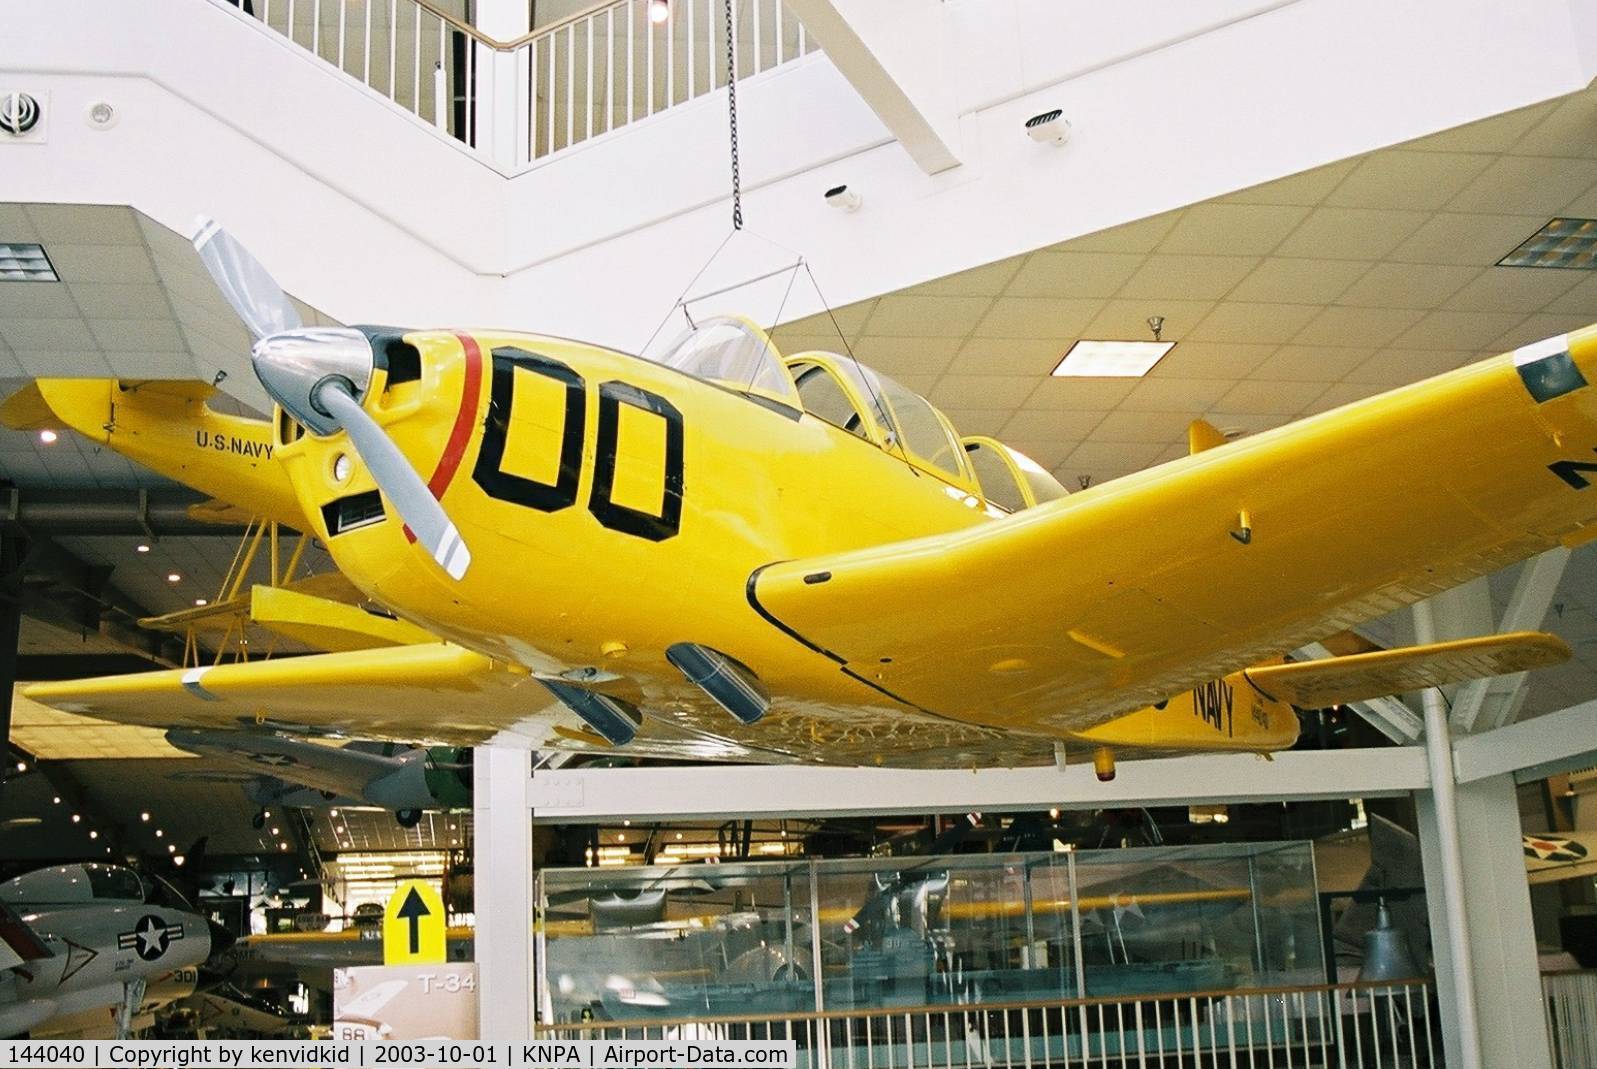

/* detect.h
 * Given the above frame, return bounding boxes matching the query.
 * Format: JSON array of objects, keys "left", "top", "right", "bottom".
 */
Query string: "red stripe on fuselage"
[{"left": 404, "top": 332, "right": 484, "bottom": 543}]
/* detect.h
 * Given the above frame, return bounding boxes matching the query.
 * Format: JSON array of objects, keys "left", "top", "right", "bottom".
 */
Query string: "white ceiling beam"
[
  {"left": 527, "top": 747, "right": 1427, "bottom": 823},
  {"left": 1453, "top": 696, "right": 1597, "bottom": 785},
  {"left": 782, "top": 0, "right": 962, "bottom": 174},
  {"left": 1451, "top": 547, "right": 1571, "bottom": 732}
]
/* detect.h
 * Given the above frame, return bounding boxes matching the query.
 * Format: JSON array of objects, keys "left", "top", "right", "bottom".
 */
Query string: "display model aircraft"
[
  {"left": 13, "top": 219, "right": 1596, "bottom": 773},
  {"left": 0, "top": 863, "right": 233, "bottom": 1038},
  {"left": 164, "top": 729, "right": 470, "bottom": 829}
]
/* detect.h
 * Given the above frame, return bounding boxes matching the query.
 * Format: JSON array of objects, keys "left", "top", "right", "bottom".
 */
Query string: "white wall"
[{"left": 4, "top": 0, "right": 1597, "bottom": 358}]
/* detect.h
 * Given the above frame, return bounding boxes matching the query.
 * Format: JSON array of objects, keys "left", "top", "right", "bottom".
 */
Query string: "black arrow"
[{"left": 396, "top": 887, "right": 430, "bottom": 955}]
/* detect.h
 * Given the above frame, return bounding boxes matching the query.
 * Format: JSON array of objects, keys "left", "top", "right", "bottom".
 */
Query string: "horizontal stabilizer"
[
  {"left": 0, "top": 899, "right": 53, "bottom": 971},
  {"left": 1245, "top": 631, "right": 1571, "bottom": 709}
]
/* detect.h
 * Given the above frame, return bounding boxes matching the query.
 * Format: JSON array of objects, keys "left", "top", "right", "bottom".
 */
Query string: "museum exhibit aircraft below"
[
  {"left": 11, "top": 219, "right": 1597, "bottom": 774},
  {"left": 0, "top": 863, "right": 232, "bottom": 1039}
]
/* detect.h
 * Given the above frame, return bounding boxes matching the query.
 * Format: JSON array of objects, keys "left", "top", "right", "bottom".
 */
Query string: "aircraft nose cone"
[
  {"left": 250, "top": 327, "right": 374, "bottom": 437},
  {"left": 206, "top": 918, "right": 237, "bottom": 957}
]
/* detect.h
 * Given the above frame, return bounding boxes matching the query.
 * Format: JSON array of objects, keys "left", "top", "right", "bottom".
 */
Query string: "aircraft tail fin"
[
  {"left": 0, "top": 898, "right": 53, "bottom": 972},
  {"left": 1245, "top": 631, "right": 1571, "bottom": 709},
  {"left": 1187, "top": 418, "right": 1228, "bottom": 454}
]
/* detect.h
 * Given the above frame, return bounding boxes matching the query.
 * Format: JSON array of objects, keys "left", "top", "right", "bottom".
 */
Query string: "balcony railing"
[
  {"left": 539, "top": 979, "right": 1442, "bottom": 1068},
  {"left": 215, "top": 0, "right": 818, "bottom": 165},
  {"left": 1546, "top": 970, "right": 1597, "bottom": 1069}
]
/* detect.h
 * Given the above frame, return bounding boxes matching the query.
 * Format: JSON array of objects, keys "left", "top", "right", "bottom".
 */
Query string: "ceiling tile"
[
  {"left": 1274, "top": 207, "right": 1430, "bottom": 260},
  {"left": 767, "top": 332, "right": 841, "bottom": 355},
  {"left": 1304, "top": 380, "right": 1384, "bottom": 415},
  {"left": 1228, "top": 258, "right": 1371, "bottom": 304},
  {"left": 10, "top": 350, "right": 115, "bottom": 376},
  {"left": 47, "top": 244, "right": 161, "bottom": 285},
  {"left": 107, "top": 352, "right": 203, "bottom": 378},
  {"left": 864, "top": 295, "right": 992, "bottom": 337},
  {"left": 23, "top": 204, "right": 144, "bottom": 245},
  {"left": 939, "top": 409, "right": 1020, "bottom": 437},
  {"left": 1508, "top": 92, "right": 1597, "bottom": 159},
  {"left": 1406, "top": 101, "right": 1557, "bottom": 154},
  {"left": 1156, "top": 204, "right": 1311, "bottom": 256},
  {"left": 1063, "top": 440, "right": 1166, "bottom": 472},
  {"left": 1148, "top": 341, "right": 1277, "bottom": 378},
  {"left": 1212, "top": 379, "right": 1327, "bottom": 415},
  {"left": 1092, "top": 409, "right": 1198, "bottom": 443},
  {"left": 985, "top": 439, "right": 1078, "bottom": 469},
  {"left": 1388, "top": 309, "right": 1528, "bottom": 350},
  {"left": 1001, "top": 408, "right": 1107, "bottom": 440},
  {"left": 1186, "top": 302, "right": 1321, "bottom": 344},
  {"left": 928, "top": 375, "right": 1040, "bottom": 409},
  {"left": 976, "top": 297, "right": 1102, "bottom": 339},
  {"left": 1119, "top": 377, "right": 1236, "bottom": 412},
  {"left": 1081, "top": 298, "right": 1213, "bottom": 340},
  {"left": 907, "top": 258, "right": 1024, "bottom": 297},
  {"left": 1335, "top": 262, "right": 1482, "bottom": 308},
  {"left": 0, "top": 283, "right": 79, "bottom": 317},
  {"left": 89, "top": 318, "right": 186, "bottom": 351},
  {"left": 1003, "top": 252, "right": 1145, "bottom": 298},
  {"left": 1291, "top": 306, "right": 1426, "bottom": 347},
  {"left": 1116, "top": 255, "right": 1258, "bottom": 301},
  {"left": 1345, "top": 348, "right": 1483, "bottom": 384},
  {"left": 1024, "top": 377, "right": 1140, "bottom": 410},
  {"left": 1543, "top": 272, "right": 1597, "bottom": 315},
  {"left": 1325, "top": 150, "right": 1494, "bottom": 210},
  {"left": 815, "top": 299, "right": 878, "bottom": 340},
  {"left": 1386, "top": 212, "right": 1549, "bottom": 266},
  {"left": 1, "top": 318, "right": 98, "bottom": 350},
  {"left": 0, "top": 203, "right": 42, "bottom": 242},
  {"left": 1488, "top": 313, "right": 1597, "bottom": 352},
  {"left": 1441, "top": 267, "right": 1585, "bottom": 313},
  {"left": 1251, "top": 345, "right": 1374, "bottom": 382},
  {"left": 946, "top": 337, "right": 1064, "bottom": 375},
  {"left": 1222, "top": 159, "right": 1359, "bottom": 206},
  {"left": 849, "top": 335, "right": 962, "bottom": 376},
  {"left": 66, "top": 282, "right": 170, "bottom": 318},
  {"left": 1061, "top": 211, "right": 1182, "bottom": 254},
  {"left": 1446, "top": 157, "right": 1597, "bottom": 215}
]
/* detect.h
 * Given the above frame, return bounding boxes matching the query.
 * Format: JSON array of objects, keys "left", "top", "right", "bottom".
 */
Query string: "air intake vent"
[{"left": 322, "top": 490, "right": 385, "bottom": 536}]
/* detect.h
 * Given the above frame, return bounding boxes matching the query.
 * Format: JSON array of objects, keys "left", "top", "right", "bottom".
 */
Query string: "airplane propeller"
[{"left": 190, "top": 217, "right": 472, "bottom": 580}]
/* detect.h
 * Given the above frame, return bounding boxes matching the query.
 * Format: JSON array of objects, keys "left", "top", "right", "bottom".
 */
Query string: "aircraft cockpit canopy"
[
  {"left": 657, "top": 316, "right": 802, "bottom": 409},
  {"left": 0, "top": 863, "right": 146, "bottom": 907}
]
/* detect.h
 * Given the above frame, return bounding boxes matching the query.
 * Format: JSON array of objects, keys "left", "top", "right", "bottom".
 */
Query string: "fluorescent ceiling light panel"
[
  {"left": 0, "top": 242, "right": 57, "bottom": 281},
  {"left": 1499, "top": 218, "right": 1597, "bottom": 269},
  {"left": 1052, "top": 340, "right": 1174, "bottom": 378}
]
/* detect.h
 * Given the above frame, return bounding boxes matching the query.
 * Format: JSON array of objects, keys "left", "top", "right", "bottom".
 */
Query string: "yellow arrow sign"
[{"left": 383, "top": 879, "right": 446, "bottom": 966}]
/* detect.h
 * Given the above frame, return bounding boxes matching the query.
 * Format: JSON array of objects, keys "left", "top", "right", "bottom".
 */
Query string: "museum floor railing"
[
  {"left": 207, "top": 0, "right": 820, "bottom": 163},
  {"left": 537, "top": 978, "right": 1445, "bottom": 1068}
]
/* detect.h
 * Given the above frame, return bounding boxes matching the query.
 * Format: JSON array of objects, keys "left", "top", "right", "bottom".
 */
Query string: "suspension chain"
[{"left": 724, "top": 0, "right": 743, "bottom": 229}]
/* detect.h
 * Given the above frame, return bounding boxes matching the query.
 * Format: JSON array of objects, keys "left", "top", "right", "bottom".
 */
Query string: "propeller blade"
[
  {"left": 190, "top": 217, "right": 303, "bottom": 341},
  {"left": 315, "top": 382, "right": 472, "bottom": 580}
]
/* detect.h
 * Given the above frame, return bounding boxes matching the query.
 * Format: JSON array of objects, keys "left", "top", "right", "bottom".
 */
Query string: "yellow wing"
[
  {"left": 19, "top": 644, "right": 768, "bottom": 762},
  {"left": 1244, "top": 632, "right": 1571, "bottom": 709},
  {"left": 749, "top": 328, "right": 1597, "bottom": 736}
]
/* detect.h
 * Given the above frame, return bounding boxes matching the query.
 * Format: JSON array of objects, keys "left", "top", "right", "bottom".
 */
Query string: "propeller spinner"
[{"left": 189, "top": 217, "right": 472, "bottom": 580}]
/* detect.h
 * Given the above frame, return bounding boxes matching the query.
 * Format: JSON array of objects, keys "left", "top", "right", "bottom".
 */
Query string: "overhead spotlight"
[
  {"left": 648, "top": 0, "right": 669, "bottom": 22},
  {"left": 71, "top": 813, "right": 80, "bottom": 823},
  {"left": 89, "top": 830, "right": 98, "bottom": 840},
  {"left": 155, "top": 828, "right": 163, "bottom": 838},
  {"left": 51, "top": 796, "right": 60, "bottom": 805},
  {"left": 1024, "top": 108, "right": 1070, "bottom": 146},
  {"left": 263, "top": 809, "right": 271, "bottom": 818},
  {"left": 14, "top": 761, "right": 23, "bottom": 772},
  {"left": 194, "top": 598, "right": 208, "bottom": 607},
  {"left": 675, "top": 832, "right": 683, "bottom": 840},
  {"left": 166, "top": 573, "right": 182, "bottom": 583},
  {"left": 136, "top": 544, "right": 150, "bottom": 554},
  {"left": 271, "top": 826, "right": 280, "bottom": 836},
  {"left": 37, "top": 429, "right": 56, "bottom": 444},
  {"left": 168, "top": 844, "right": 176, "bottom": 853},
  {"left": 824, "top": 184, "right": 862, "bottom": 213},
  {"left": 173, "top": 855, "right": 185, "bottom": 866},
  {"left": 279, "top": 842, "right": 289, "bottom": 851},
  {"left": 140, "top": 811, "right": 150, "bottom": 822}
]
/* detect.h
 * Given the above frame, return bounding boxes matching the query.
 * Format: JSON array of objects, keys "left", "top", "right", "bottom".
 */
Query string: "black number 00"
[{"left": 473, "top": 349, "right": 684, "bottom": 540}]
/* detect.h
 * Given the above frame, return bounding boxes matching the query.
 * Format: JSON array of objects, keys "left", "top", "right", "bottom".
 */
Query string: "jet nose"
[
  {"left": 250, "top": 327, "right": 375, "bottom": 437},
  {"left": 206, "top": 918, "right": 237, "bottom": 957}
]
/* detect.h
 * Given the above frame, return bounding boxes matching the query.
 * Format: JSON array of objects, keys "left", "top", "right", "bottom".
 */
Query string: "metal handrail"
[{"left": 536, "top": 976, "right": 1435, "bottom": 1033}]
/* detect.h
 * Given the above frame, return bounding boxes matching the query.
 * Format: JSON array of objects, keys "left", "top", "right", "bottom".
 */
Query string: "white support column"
[
  {"left": 1416, "top": 774, "right": 1553, "bottom": 1069},
  {"left": 472, "top": 0, "right": 531, "bottom": 168},
  {"left": 473, "top": 743, "right": 534, "bottom": 1042}
]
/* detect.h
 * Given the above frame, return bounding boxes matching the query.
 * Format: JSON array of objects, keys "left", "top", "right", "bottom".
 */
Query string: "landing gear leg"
[{"left": 115, "top": 977, "right": 147, "bottom": 1039}]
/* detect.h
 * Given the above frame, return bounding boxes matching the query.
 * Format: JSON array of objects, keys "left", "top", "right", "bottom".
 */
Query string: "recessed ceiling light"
[
  {"left": 0, "top": 243, "right": 59, "bottom": 282},
  {"left": 166, "top": 572, "right": 181, "bottom": 582},
  {"left": 37, "top": 429, "right": 56, "bottom": 444},
  {"left": 1500, "top": 218, "right": 1597, "bottom": 269},
  {"left": 194, "top": 598, "right": 208, "bottom": 606},
  {"left": 136, "top": 543, "right": 150, "bottom": 553},
  {"left": 1052, "top": 340, "right": 1175, "bottom": 378}
]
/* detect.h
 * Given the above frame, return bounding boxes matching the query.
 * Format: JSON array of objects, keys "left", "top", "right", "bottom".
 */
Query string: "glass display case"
[{"left": 536, "top": 841, "right": 1323, "bottom": 1025}]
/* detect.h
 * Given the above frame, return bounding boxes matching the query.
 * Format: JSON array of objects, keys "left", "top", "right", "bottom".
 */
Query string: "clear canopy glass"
[{"left": 656, "top": 317, "right": 802, "bottom": 408}]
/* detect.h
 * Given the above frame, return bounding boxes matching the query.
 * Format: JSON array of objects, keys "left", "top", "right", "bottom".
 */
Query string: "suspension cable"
[{"left": 724, "top": 0, "right": 743, "bottom": 230}]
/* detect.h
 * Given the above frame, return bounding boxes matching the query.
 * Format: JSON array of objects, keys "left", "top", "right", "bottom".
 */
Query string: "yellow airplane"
[{"left": 10, "top": 220, "right": 1593, "bottom": 777}]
